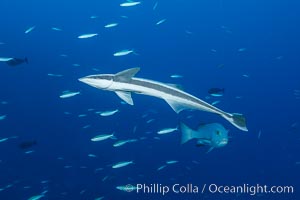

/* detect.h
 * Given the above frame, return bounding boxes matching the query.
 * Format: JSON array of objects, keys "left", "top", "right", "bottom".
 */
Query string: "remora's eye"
[{"left": 216, "top": 130, "right": 220, "bottom": 135}]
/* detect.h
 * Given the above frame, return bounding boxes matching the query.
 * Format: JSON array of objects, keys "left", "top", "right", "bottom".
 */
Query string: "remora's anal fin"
[
  {"left": 115, "top": 91, "right": 134, "bottom": 105},
  {"left": 164, "top": 99, "right": 189, "bottom": 113},
  {"left": 115, "top": 67, "right": 140, "bottom": 81}
]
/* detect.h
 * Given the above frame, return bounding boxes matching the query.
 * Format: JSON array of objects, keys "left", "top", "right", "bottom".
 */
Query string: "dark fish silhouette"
[
  {"left": 18, "top": 140, "right": 37, "bottom": 149},
  {"left": 6, "top": 57, "right": 28, "bottom": 66},
  {"left": 208, "top": 88, "right": 225, "bottom": 97},
  {"left": 181, "top": 122, "right": 228, "bottom": 153}
]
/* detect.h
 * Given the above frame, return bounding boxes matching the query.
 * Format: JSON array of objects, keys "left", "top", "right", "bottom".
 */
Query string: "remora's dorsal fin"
[
  {"left": 115, "top": 67, "right": 140, "bottom": 81},
  {"left": 115, "top": 91, "right": 134, "bottom": 105}
]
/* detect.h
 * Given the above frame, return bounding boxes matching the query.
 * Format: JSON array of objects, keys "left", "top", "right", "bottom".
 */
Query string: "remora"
[{"left": 79, "top": 68, "right": 248, "bottom": 131}]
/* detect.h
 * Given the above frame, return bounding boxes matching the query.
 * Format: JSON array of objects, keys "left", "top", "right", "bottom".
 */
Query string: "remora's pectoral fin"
[
  {"left": 164, "top": 99, "right": 189, "bottom": 113},
  {"left": 115, "top": 68, "right": 140, "bottom": 81},
  {"left": 115, "top": 91, "right": 134, "bottom": 105}
]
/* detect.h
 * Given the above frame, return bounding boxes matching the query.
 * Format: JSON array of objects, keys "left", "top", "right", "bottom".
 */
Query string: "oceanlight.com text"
[{"left": 206, "top": 183, "right": 294, "bottom": 196}]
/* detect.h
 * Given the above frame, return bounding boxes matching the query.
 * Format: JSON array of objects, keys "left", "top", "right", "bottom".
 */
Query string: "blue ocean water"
[{"left": 0, "top": 0, "right": 299, "bottom": 199}]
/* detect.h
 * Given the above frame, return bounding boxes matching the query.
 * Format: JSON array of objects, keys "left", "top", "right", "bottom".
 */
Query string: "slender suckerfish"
[{"left": 79, "top": 68, "right": 247, "bottom": 131}]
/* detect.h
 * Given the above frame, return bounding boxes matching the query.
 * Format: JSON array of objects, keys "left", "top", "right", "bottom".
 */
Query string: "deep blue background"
[{"left": 0, "top": 0, "right": 299, "bottom": 199}]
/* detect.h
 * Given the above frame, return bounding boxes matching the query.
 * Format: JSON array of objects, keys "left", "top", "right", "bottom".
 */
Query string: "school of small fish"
[{"left": 0, "top": 0, "right": 298, "bottom": 199}]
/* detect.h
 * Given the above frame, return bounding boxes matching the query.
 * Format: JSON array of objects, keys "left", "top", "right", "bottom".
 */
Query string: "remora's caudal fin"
[
  {"left": 222, "top": 113, "right": 248, "bottom": 132},
  {"left": 180, "top": 123, "right": 195, "bottom": 144}
]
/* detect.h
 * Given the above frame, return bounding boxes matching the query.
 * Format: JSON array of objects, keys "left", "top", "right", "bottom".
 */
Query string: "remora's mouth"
[
  {"left": 78, "top": 77, "right": 88, "bottom": 83},
  {"left": 78, "top": 77, "right": 96, "bottom": 87}
]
